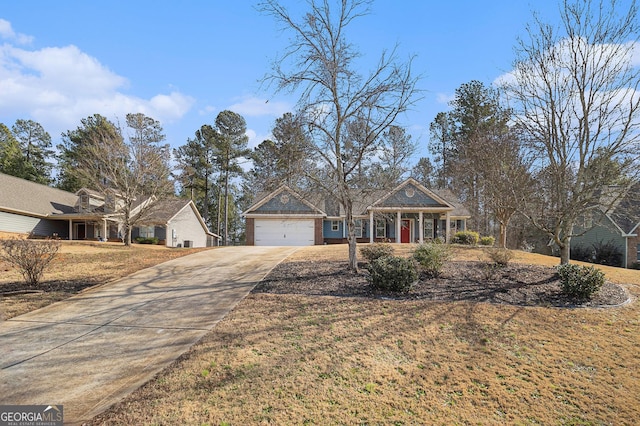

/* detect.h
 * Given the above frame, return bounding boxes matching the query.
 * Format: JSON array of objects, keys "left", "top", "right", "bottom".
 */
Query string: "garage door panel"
[{"left": 254, "top": 219, "right": 315, "bottom": 246}]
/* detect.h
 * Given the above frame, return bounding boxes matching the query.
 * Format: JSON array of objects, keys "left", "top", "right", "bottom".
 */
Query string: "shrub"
[
  {"left": 360, "top": 243, "right": 394, "bottom": 263},
  {"left": 556, "top": 263, "right": 605, "bottom": 299},
  {"left": 570, "top": 245, "right": 594, "bottom": 263},
  {"left": 452, "top": 231, "right": 479, "bottom": 245},
  {"left": 486, "top": 248, "right": 514, "bottom": 266},
  {"left": 135, "top": 237, "right": 159, "bottom": 245},
  {"left": 412, "top": 243, "right": 452, "bottom": 278},
  {"left": 367, "top": 255, "right": 417, "bottom": 292},
  {"left": 0, "top": 238, "right": 60, "bottom": 286},
  {"left": 479, "top": 236, "right": 495, "bottom": 246},
  {"left": 630, "top": 262, "right": 640, "bottom": 270},
  {"left": 591, "top": 240, "right": 623, "bottom": 267}
]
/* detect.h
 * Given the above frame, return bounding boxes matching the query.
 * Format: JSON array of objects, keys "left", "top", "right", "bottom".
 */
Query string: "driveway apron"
[{"left": 0, "top": 245, "right": 297, "bottom": 424}]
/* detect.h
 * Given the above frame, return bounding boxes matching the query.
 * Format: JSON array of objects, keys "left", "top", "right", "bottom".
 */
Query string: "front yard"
[
  {"left": 0, "top": 241, "right": 207, "bottom": 319},
  {"left": 89, "top": 244, "right": 640, "bottom": 425}
]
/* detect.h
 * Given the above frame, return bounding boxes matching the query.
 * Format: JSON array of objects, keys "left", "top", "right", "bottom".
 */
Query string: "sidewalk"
[{"left": 0, "top": 246, "right": 297, "bottom": 425}]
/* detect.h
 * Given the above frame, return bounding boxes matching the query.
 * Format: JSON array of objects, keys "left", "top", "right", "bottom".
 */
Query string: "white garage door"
[{"left": 254, "top": 219, "right": 315, "bottom": 246}]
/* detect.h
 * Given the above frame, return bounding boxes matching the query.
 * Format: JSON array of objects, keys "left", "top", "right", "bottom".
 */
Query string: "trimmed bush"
[
  {"left": 412, "top": 243, "right": 452, "bottom": 278},
  {"left": 135, "top": 237, "right": 160, "bottom": 245},
  {"left": 452, "top": 231, "right": 479, "bottom": 245},
  {"left": 360, "top": 243, "right": 394, "bottom": 263},
  {"left": 367, "top": 255, "right": 417, "bottom": 292},
  {"left": 486, "top": 248, "right": 514, "bottom": 266},
  {"left": 479, "top": 236, "right": 495, "bottom": 246},
  {"left": 556, "top": 263, "right": 605, "bottom": 299}
]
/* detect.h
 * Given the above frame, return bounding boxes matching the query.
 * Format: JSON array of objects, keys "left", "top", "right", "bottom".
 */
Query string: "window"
[
  {"left": 139, "top": 226, "right": 154, "bottom": 239},
  {"left": 637, "top": 244, "right": 640, "bottom": 261},
  {"left": 331, "top": 220, "right": 340, "bottom": 232},
  {"left": 80, "top": 194, "right": 89, "bottom": 210},
  {"left": 375, "top": 220, "right": 386, "bottom": 238},
  {"left": 424, "top": 220, "right": 434, "bottom": 239},
  {"left": 354, "top": 219, "right": 363, "bottom": 238}
]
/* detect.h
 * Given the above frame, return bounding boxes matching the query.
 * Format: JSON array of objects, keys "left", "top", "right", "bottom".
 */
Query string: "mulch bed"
[
  {"left": 0, "top": 278, "right": 101, "bottom": 296},
  {"left": 255, "top": 260, "right": 629, "bottom": 308}
]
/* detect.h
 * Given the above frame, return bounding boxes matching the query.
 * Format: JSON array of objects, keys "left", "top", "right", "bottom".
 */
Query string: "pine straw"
[{"left": 91, "top": 244, "right": 640, "bottom": 425}]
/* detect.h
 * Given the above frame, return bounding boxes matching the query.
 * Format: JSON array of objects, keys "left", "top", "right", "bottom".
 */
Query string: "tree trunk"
[
  {"left": 559, "top": 237, "right": 571, "bottom": 265},
  {"left": 499, "top": 222, "right": 507, "bottom": 248},
  {"left": 123, "top": 224, "right": 131, "bottom": 246},
  {"left": 223, "top": 168, "right": 229, "bottom": 246},
  {"left": 345, "top": 201, "right": 358, "bottom": 272}
]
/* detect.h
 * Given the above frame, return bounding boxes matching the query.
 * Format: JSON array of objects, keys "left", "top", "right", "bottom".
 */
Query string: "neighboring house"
[
  {"left": 0, "top": 172, "right": 219, "bottom": 247},
  {"left": 571, "top": 185, "right": 640, "bottom": 268},
  {"left": 131, "top": 197, "right": 220, "bottom": 248},
  {"left": 243, "top": 178, "right": 470, "bottom": 246}
]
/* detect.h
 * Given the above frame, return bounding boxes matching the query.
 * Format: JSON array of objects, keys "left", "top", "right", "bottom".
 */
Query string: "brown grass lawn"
[
  {"left": 0, "top": 241, "right": 209, "bottom": 319},
  {"left": 90, "top": 245, "right": 640, "bottom": 425}
]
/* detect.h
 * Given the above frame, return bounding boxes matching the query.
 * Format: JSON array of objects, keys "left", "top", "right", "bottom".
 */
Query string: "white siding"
[
  {"left": 166, "top": 205, "right": 208, "bottom": 248},
  {"left": 0, "top": 211, "right": 40, "bottom": 233}
]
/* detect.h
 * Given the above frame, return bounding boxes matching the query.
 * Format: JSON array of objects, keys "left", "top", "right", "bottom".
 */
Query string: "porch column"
[
  {"left": 419, "top": 212, "right": 424, "bottom": 244},
  {"left": 445, "top": 212, "right": 451, "bottom": 243},
  {"left": 103, "top": 219, "right": 107, "bottom": 241},
  {"left": 369, "top": 210, "right": 374, "bottom": 243},
  {"left": 68, "top": 220, "right": 73, "bottom": 241},
  {"left": 396, "top": 211, "right": 401, "bottom": 243},
  {"left": 343, "top": 218, "right": 346, "bottom": 239}
]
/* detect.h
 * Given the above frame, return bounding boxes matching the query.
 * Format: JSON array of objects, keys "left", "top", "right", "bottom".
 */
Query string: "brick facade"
[{"left": 245, "top": 217, "right": 255, "bottom": 245}]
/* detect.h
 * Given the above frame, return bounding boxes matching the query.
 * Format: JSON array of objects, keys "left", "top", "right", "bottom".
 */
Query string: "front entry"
[{"left": 401, "top": 219, "right": 411, "bottom": 243}]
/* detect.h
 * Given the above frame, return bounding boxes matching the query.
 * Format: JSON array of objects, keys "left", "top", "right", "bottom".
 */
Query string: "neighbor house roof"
[
  {"left": 138, "top": 197, "right": 221, "bottom": 239},
  {"left": 0, "top": 172, "right": 78, "bottom": 217},
  {"left": 607, "top": 184, "right": 640, "bottom": 235}
]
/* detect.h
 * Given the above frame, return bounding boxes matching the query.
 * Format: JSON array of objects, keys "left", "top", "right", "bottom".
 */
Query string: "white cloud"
[
  {"left": 198, "top": 105, "right": 217, "bottom": 116},
  {"left": 436, "top": 92, "right": 455, "bottom": 105},
  {"left": 0, "top": 19, "right": 33, "bottom": 44},
  {"left": 0, "top": 21, "right": 194, "bottom": 136},
  {"left": 228, "top": 95, "right": 291, "bottom": 117}
]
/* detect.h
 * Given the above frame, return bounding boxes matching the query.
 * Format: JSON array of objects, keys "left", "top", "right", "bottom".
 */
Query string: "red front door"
[{"left": 401, "top": 219, "right": 411, "bottom": 243}]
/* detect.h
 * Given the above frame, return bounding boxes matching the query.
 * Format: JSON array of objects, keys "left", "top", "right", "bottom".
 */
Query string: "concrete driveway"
[{"left": 0, "top": 245, "right": 297, "bottom": 425}]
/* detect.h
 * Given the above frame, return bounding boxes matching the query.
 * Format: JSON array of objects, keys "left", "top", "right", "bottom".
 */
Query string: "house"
[
  {"left": 571, "top": 185, "right": 640, "bottom": 268},
  {"left": 131, "top": 197, "right": 220, "bottom": 248},
  {"left": 243, "top": 178, "right": 470, "bottom": 246},
  {"left": 0, "top": 172, "right": 219, "bottom": 247}
]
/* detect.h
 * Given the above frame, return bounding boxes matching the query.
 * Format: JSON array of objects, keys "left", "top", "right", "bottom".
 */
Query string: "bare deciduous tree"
[
  {"left": 503, "top": 0, "right": 640, "bottom": 264},
  {"left": 259, "top": 0, "right": 420, "bottom": 271},
  {"left": 75, "top": 113, "right": 173, "bottom": 246}
]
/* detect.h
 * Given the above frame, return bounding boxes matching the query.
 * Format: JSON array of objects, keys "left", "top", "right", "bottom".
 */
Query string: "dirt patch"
[{"left": 256, "top": 259, "right": 629, "bottom": 308}]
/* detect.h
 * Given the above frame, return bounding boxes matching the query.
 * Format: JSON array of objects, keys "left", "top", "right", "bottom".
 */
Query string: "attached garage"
[
  {"left": 254, "top": 218, "right": 315, "bottom": 246},
  {"left": 243, "top": 186, "right": 326, "bottom": 246}
]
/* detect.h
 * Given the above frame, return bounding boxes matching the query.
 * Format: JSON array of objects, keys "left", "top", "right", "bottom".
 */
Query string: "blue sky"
[{"left": 0, "top": 1, "right": 562, "bottom": 166}]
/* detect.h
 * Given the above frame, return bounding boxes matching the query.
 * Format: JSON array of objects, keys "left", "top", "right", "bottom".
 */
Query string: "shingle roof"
[
  {"left": 0, "top": 172, "right": 78, "bottom": 216},
  {"left": 608, "top": 184, "right": 640, "bottom": 234},
  {"left": 138, "top": 198, "right": 192, "bottom": 224}
]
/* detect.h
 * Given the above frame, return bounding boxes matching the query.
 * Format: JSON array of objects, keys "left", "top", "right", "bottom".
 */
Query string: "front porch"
[
  {"left": 367, "top": 210, "right": 463, "bottom": 244},
  {"left": 322, "top": 211, "right": 466, "bottom": 244}
]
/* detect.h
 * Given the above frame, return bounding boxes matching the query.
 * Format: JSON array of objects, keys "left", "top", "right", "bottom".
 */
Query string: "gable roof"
[
  {"left": 0, "top": 172, "right": 78, "bottom": 217},
  {"left": 369, "top": 178, "right": 454, "bottom": 211},
  {"left": 607, "top": 184, "right": 640, "bottom": 235},
  {"left": 137, "top": 197, "right": 220, "bottom": 238},
  {"left": 244, "top": 179, "right": 471, "bottom": 219},
  {"left": 243, "top": 185, "right": 326, "bottom": 217}
]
